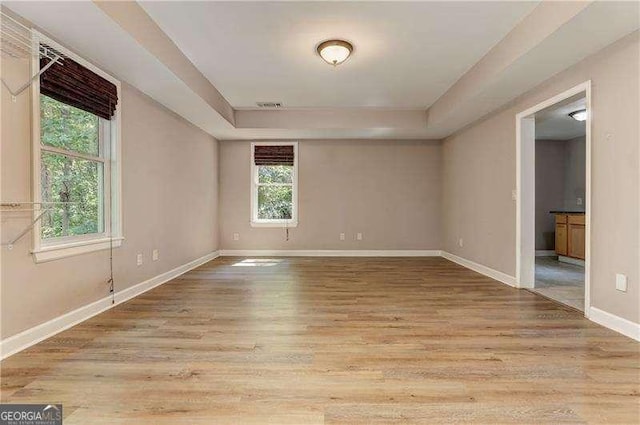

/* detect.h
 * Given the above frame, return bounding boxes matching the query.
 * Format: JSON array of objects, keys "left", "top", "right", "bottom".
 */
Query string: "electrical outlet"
[
  {"left": 511, "top": 189, "right": 517, "bottom": 201},
  {"left": 577, "top": 197, "right": 583, "bottom": 206},
  {"left": 356, "top": 233, "right": 363, "bottom": 241},
  {"left": 136, "top": 253, "right": 143, "bottom": 266},
  {"left": 233, "top": 232, "right": 240, "bottom": 241},
  {"left": 339, "top": 233, "right": 345, "bottom": 241},
  {"left": 458, "top": 238, "right": 464, "bottom": 247},
  {"left": 615, "top": 274, "right": 627, "bottom": 292},
  {"left": 152, "top": 249, "right": 159, "bottom": 261}
]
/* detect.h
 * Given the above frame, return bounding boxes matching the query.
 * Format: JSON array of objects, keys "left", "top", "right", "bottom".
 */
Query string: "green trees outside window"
[
  {"left": 40, "top": 95, "right": 104, "bottom": 239},
  {"left": 256, "top": 165, "right": 293, "bottom": 220}
]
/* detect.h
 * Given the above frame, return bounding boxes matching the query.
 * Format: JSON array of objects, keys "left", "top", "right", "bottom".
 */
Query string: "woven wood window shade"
[
  {"left": 254, "top": 145, "right": 294, "bottom": 166},
  {"left": 40, "top": 54, "right": 118, "bottom": 120}
]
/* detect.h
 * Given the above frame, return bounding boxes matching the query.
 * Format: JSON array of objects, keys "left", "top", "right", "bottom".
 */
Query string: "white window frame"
[
  {"left": 31, "top": 31, "right": 123, "bottom": 263},
  {"left": 250, "top": 141, "right": 298, "bottom": 228}
]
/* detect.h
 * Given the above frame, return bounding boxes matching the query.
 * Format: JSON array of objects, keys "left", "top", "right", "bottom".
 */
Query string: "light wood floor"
[{"left": 1, "top": 257, "right": 639, "bottom": 424}]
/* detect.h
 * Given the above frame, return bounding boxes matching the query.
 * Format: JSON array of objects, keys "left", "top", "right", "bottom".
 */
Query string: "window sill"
[
  {"left": 251, "top": 221, "right": 298, "bottom": 228},
  {"left": 32, "top": 237, "right": 124, "bottom": 263}
]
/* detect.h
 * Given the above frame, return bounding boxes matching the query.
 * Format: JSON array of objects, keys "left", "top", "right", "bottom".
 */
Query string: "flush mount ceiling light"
[
  {"left": 317, "top": 39, "right": 353, "bottom": 66},
  {"left": 569, "top": 109, "right": 587, "bottom": 121}
]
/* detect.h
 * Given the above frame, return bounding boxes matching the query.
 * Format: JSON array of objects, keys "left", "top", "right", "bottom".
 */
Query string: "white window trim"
[
  {"left": 250, "top": 141, "right": 298, "bottom": 228},
  {"left": 31, "top": 31, "right": 123, "bottom": 263}
]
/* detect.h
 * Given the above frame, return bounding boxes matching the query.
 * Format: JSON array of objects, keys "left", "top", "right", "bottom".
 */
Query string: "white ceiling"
[
  {"left": 422, "top": 1, "right": 640, "bottom": 138},
  {"left": 3, "top": 1, "right": 237, "bottom": 138},
  {"left": 5, "top": 1, "right": 638, "bottom": 141},
  {"left": 139, "top": 1, "right": 538, "bottom": 109},
  {"left": 536, "top": 96, "right": 586, "bottom": 141}
]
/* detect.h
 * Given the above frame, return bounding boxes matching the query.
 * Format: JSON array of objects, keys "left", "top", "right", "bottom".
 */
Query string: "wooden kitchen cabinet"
[
  {"left": 568, "top": 224, "right": 585, "bottom": 259},
  {"left": 555, "top": 223, "right": 568, "bottom": 256},
  {"left": 553, "top": 213, "right": 585, "bottom": 260}
]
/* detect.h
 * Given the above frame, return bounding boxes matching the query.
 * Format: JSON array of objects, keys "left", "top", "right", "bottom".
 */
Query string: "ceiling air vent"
[{"left": 256, "top": 102, "right": 282, "bottom": 108}]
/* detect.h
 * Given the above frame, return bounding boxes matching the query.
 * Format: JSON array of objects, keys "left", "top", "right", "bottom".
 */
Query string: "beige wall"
[
  {"left": 220, "top": 139, "right": 442, "bottom": 250},
  {"left": 564, "top": 136, "right": 586, "bottom": 210},
  {"left": 535, "top": 136, "right": 586, "bottom": 250},
  {"left": 535, "top": 140, "right": 566, "bottom": 250},
  {"left": 2, "top": 11, "right": 637, "bottom": 345},
  {"left": 1, "top": 58, "right": 219, "bottom": 339},
  {"left": 443, "top": 31, "right": 639, "bottom": 323}
]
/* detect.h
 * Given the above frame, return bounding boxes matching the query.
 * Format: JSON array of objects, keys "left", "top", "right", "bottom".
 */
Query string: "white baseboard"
[
  {"left": 221, "top": 250, "right": 516, "bottom": 287},
  {"left": 113, "top": 251, "right": 219, "bottom": 304},
  {"left": 441, "top": 251, "right": 517, "bottom": 287},
  {"left": 4, "top": 249, "right": 635, "bottom": 359},
  {"left": 558, "top": 255, "right": 585, "bottom": 266},
  {"left": 440, "top": 252, "right": 638, "bottom": 341},
  {"left": 0, "top": 295, "right": 114, "bottom": 361},
  {"left": 535, "top": 250, "right": 556, "bottom": 257},
  {"left": 0, "top": 251, "right": 220, "bottom": 360},
  {"left": 220, "top": 249, "right": 442, "bottom": 257},
  {"left": 588, "top": 307, "right": 640, "bottom": 341}
]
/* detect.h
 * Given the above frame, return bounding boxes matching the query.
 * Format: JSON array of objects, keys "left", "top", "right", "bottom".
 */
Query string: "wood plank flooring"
[{"left": 1, "top": 257, "right": 639, "bottom": 424}]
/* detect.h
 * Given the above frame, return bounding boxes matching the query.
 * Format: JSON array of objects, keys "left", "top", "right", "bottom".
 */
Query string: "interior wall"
[
  {"left": 1, "top": 57, "right": 219, "bottom": 340},
  {"left": 564, "top": 136, "right": 586, "bottom": 210},
  {"left": 219, "top": 139, "right": 442, "bottom": 251},
  {"left": 535, "top": 140, "right": 566, "bottom": 251},
  {"left": 442, "top": 31, "right": 639, "bottom": 323},
  {"left": 535, "top": 136, "right": 586, "bottom": 250}
]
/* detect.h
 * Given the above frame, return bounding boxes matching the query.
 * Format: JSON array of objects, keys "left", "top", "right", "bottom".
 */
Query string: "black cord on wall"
[{"left": 107, "top": 99, "right": 115, "bottom": 305}]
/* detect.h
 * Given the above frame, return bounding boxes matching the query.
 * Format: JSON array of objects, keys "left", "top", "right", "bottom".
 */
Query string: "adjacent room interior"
[
  {"left": 533, "top": 94, "right": 587, "bottom": 311},
  {"left": 1, "top": 1, "right": 639, "bottom": 424}
]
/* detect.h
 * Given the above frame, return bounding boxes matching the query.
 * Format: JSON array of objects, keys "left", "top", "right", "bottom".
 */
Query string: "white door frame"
[{"left": 515, "top": 81, "right": 592, "bottom": 316}]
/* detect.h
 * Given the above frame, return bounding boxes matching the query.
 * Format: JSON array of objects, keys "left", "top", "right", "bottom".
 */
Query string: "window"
[
  {"left": 251, "top": 142, "right": 298, "bottom": 227},
  {"left": 32, "top": 33, "right": 122, "bottom": 262},
  {"left": 40, "top": 95, "right": 107, "bottom": 240}
]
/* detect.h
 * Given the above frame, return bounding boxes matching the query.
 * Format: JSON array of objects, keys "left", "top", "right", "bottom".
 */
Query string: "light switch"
[
  {"left": 615, "top": 274, "right": 627, "bottom": 292},
  {"left": 577, "top": 197, "right": 583, "bottom": 206},
  {"left": 512, "top": 189, "right": 517, "bottom": 201}
]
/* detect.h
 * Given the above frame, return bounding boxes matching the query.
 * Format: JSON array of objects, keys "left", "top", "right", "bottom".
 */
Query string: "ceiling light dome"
[
  {"left": 569, "top": 109, "right": 587, "bottom": 121},
  {"left": 317, "top": 39, "right": 353, "bottom": 66}
]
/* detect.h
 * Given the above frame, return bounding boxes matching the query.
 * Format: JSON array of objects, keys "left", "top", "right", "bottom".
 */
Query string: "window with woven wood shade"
[
  {"left": 253, "top": 145, "right": 294, "bottom": 166},
  {"left": 251, "top": 143, "right": 298, "bottom": 227},
  {"left": 40, "top": 52, "right": 118, "bottom": 120},
  {"left": 32, "top": 33, "right": 123, "bottom": 262}
]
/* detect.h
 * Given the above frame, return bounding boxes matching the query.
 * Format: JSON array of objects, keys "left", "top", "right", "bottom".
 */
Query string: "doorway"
[{"left": 516, "top": 82, "right": 591, "bottom": 314}]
